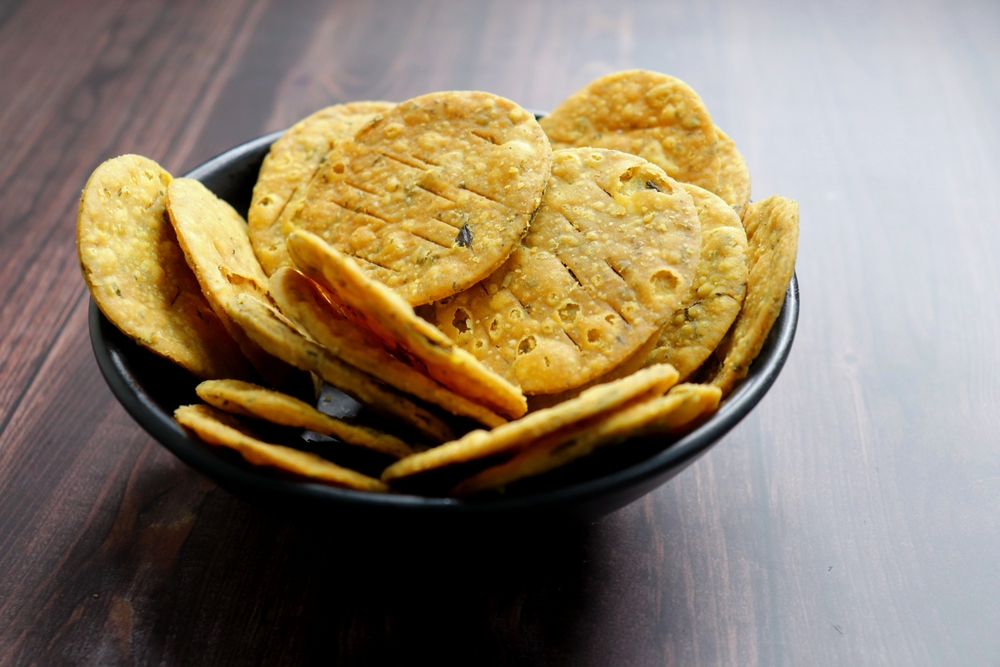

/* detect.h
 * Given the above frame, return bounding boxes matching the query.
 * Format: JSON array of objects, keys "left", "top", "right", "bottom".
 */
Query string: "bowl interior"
[{"left": 89, "top": 130, "right": 799, "bottom": 528}]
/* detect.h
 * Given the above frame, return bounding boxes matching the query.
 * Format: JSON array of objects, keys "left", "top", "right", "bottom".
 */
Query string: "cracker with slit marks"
[
  {"left": 431, "top": 148, "right": 701, "bottom": 395},
  {"left": 452, "top": 383, "right": 721, "bottom": 495},
  {"left": 644, "top": 183, "right": 748, "bottom": 380},
  {"left": 229, "top": 291, "right": 455, "bottom": 443},
  {"left": 196, "top": 379, "right": 415, "bottom": 459},
  {"left": 541, "top": 70, "right": 720, "bottom": 194},
  {"left": 175, "top": 404, "right": 388, "bottom": 492},
  {"left": 166, "top": 178, "right": 296, "bottom": 386},
  {"left": 78, "top": 156, "right": 251, "bottom": 380},
  {"left": 250, "top": 102, "right": 395, "bottom": 275},
  {"left": 714, "top": 128, "right": 751, "bottom": 218},
  {"left": 286, "top": 230, "right": 527, "bottom": 418},
  {"left": 381, "top": 364, "right": 679, "bottom": 484},
  {"left": 271, "top": 267, "right": 507, "bottom": 428},
  {"left": 709, "top": 195, "right": 798, "bottom": 395},
  {"left": 290, "top": 91, "right": 552, "bottom": 306}
]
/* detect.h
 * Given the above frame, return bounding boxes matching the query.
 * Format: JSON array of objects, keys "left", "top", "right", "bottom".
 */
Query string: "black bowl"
[{"left": 89, "top": 130, "right": 799, "bottom": 530}]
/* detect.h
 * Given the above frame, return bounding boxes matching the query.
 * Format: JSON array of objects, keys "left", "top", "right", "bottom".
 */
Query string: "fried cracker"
[
  {"left": 286, "top": 230, "right": 527, "bottom": 418},
  {"left": 175, "top": 404, "right": 388, "bottom": 492},
  {"left": 77, "top": 155, "right": 250, "bottom": 379},
  {"left": 644, "top": 183, "right": 748, "bottom": 380},
  {"left": 710, "top": 195, "right": 798, "bottom": 395},
  {"left": 381, "top": 364, "right": 679, "bottom": 484},
  {"left": 714, "top": 128, "right": 751, "bottom": 218},
  {"left": 540, "top": 70, "right": 720, "bottom": 193},
  {"left": 196, "top": 379, "right": 414, "bottom": 459},
  {"left": 271, "top": 267, "right": 506, "bottom": 427},
  {"left": 249, "top": 102, "right": 395, "bottom": 275},
  {"left": 289, "top": 91, "right": 552, "bottom": 305},
  {"left": 432, "top": 148, "right": 701, "bottom": 394},
  {"left": 228, "top": 291, "right": 455, "bottom": 443},
  {"left": 452, "top": 383, "right": 721, "bottom": 495}
]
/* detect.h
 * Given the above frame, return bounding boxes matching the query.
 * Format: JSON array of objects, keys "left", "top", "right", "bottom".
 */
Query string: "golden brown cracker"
[
  {"left": 432, "top": 148, "right": 701, "bottom": 394},
  {"left": 175, "top": 404, "right": 388, "bottom": 492},
  {"left": 166, "top": 177, "right": 294, "bottom": 385},
  {"left": 286, "top": 230, "right": 527, "bottom": 418},
  {"left": 540, "top": 70, "right": 720, "bottom": 193},
  {"left": 270, "top": 267, "right": 507, "bottom": 428},
  {"left": 196, "top": 379, "right": 415, "bottom": 459},
  {"left": 250, "top": 102, "right": 395, "bottom": 275},
  {"left": 452, "top": 383, "right": 721, "bottom": 495},
  {"left": 228, "top": 291, "right": 455, "bottom": 443},
  {"left": 381, "top": 364, "right": 679, "bottom": 484},
  {"left": 77, "top": 155, "right": 250, "bottom": 380},
  {"left": 714, "top": 128, "right": 751, "bottom": 218},
  {"left": 289, "top": 91, "right": 552, "bottom": 306},
  {"left": 710, "top": 195, "right": 798, "bottom": 395},
  {"left": 644, "top": 183, "right": 748, "bottom": 380}
]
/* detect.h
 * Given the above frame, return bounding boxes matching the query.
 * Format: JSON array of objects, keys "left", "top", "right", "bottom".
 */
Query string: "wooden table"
[{"left": 2, "top": 0, "right": 998, "bottom": 664}]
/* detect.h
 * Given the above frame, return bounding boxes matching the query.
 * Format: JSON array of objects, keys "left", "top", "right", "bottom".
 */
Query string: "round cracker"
[
  {"left": 286, "top": 230, "right": 527, "bottom": 419},
  {"left": 381, "top": 363, "right": 680, "bottom": 485},
  {"left": 249, "top": 102, "right": 395, "bottom": 275},
  {"left": 288, "top": 90, "right": 552, "bottom": 306},
  {"left": 643, "top": 183, "right": 748, "bottom": 380},
  {"left": 175, "top": 404, "right": 388, "bottom": 492},
  {"left": 714, "top": 127, "right": 751, "bottom": 218},
  {"left": 77, "top": 155, "right": 250, "bottom": 380},
  {"left": 540, "top": 70, "right": 720, "bottom": 193},
  {"left": 709, "top": 195, "right": 799, "bottom": 396},
  {"left": 432, "top": 148, "right": 702, "bottom": 395},
  {"left": 196, "top": 379, "right": 415, "bottom": 459}
]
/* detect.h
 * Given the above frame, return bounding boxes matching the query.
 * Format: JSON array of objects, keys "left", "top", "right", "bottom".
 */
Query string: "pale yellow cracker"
[
  {"left": 431, "top": 148, "right": 701, "bottom": 394},
  {"left": 644, "top": 183, "right": 748, "bottom": 380},
  {"left": 714, "top": 128, "right": 751, "bottom": 218},
  {"left": 540, "top": 70, "right": 720, "bottom": 194},
  {"left": 175, "top": 404, "right": 388, "bottom": 492},
  {"left": 710, "top": 195, "right": 799, "bottom": 395},
  {"left": 166, "top": 178, "right": 295, "bottom": 386},
  {"left": 452, "top": 383, "right": 721, "bottom": 495},
  {"left": 271, "top": 267, "right": 506, "bottom": 428},
  {"left": 288, "top": 90, "right": 552, "bottom": 306},
  {"left": 286, "top": 230, "right": 527, "bottom": 418},
  {"left": 228, "top": 291, "right": 455, "bottom": 443},
  {"left": 196, "top": 379, "right": 415, "bottom": 459},
  {"left": 249, "top": 102, "right": 395, "bottom": 275},
  {"left": 381, "top": 364, "right": 679, "bottom": 484},
  {"left": 77, "top": 156, "right": 250, "bottom": 380}
]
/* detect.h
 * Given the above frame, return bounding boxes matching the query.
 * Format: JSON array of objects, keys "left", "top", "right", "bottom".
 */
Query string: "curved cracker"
[
  {"left": 77, "top": 155, "right": 250, "bottom": 380},
  {"left": 175, "top": 404, "right": 388, "bottom": 492},
  {"left": 196, "top": 379, "right": 415, "bottom": 459},
  {"left": 290, "top": 91, "right": 552, "bottom": 305},
  {"left": 250, "top": 102, "right": 395, "bottom": 275},
  {"left": 714, "top": 128, "right": 751, "bottom": 218},
  {"left": 286, "top": 230, "right": 527, "bottom": 418},
  {"left": 541, "top": 70, "right": 720, "bottom": 193},
  {"left": 432, "top": 148, "right": 701, "bottom": 394}
]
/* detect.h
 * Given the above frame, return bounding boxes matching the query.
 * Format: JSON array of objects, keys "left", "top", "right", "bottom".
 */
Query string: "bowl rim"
[{"left": 88, "top": 130, "right": 799, "bottom": 519}]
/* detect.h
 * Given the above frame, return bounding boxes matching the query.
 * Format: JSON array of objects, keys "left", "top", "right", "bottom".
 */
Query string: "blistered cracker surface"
[
  {"left": 432, "top": 148, "right": 701, "bottom": 394},
  {"left": 710, "top": 195, "right": 798, "bottom": 395},
  {"left": 270, "top": 268, "right": 506, "bottom": 428},
  {"left": 452, "top": 382, "right": 721, "bottom": 495},
  {"left": 196, "top": 379, "right": 415, "bottom": 459},
  {"left": 249, "top": 102, "right": 395, "bottom": 275},
  {"left": 540, "top": 70, "right": 720, "bottom": 194},
  {"left": 289, "top": 91, "right": 552, "bottom": 306},
  {"left": 286, "top": 230, "right": 527, "bottom": 418},
  {"left": 380, "top": 364, "right": 679, "bottom": 483},
  {"left": 77, "top": 155, "right": 250, "bottom": 380},
  {"left": 644, "top": 183, "right": 748, "bottom": 380},
  {"left": 714, "top": 128, "right": 751, "bottom": 218},
  {"left": 175, "top": 404, "right": 389, "bottom": 492}
]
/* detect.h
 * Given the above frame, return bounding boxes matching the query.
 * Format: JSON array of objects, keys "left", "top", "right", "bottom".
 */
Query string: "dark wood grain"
[{"left": 2, "top": 0, "right": 1000, "bottom": 664}]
